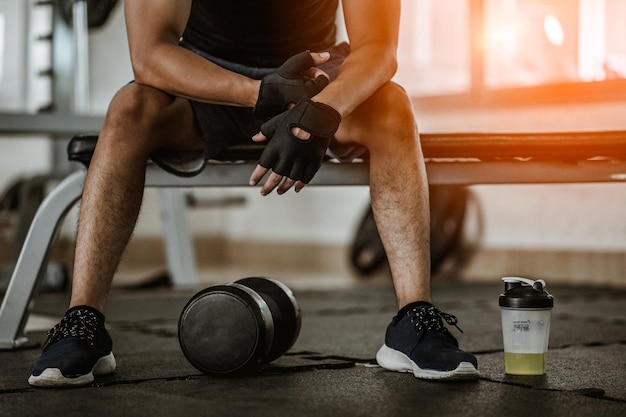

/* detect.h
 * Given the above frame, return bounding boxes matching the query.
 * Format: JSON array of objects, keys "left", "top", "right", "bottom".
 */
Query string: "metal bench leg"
[
  {"left": 158, "top": 188, "right": 198, "bottom": 287},
  {"left": 0, "top": 169, "right": 86, "bottom": 349}
]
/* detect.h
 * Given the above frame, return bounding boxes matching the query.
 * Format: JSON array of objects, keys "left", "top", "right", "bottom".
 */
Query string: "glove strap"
[{"left": 290, "top": 99, "right": 341, "bottom": 138}]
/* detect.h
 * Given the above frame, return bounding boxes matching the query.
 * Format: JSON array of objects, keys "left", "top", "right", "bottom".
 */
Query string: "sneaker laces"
[
  {"left": 408, "top": 305, "right": 463, "bottom": 337},
  {"left": 43, "top": 308, "right": 102, "bottom": 350}
]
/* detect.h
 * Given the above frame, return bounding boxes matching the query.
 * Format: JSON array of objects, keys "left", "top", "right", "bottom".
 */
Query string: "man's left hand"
[{"left": 249, "top": 98, "right": 341, "bottom": 195}]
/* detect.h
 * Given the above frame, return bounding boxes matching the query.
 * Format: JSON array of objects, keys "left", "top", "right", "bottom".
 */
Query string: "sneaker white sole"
[
  {"left": 28, "top": 352, "right": 116, "bottom": 387},
  {"left": 376, "top": 344, "right": 479, "bottom": 380}
]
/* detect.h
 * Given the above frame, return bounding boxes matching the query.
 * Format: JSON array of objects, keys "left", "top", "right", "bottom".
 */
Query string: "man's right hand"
[{"left": 253, "top": 51, "right": 330, "bottom": 120}]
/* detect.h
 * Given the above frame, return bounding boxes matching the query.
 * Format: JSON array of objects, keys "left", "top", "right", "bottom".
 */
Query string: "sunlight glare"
[
  {"left": 543, "top": 14, "right": 564, "bottom": 46},
  {"left": 489, "top": 24, "right": 518, "bottom": 56}
]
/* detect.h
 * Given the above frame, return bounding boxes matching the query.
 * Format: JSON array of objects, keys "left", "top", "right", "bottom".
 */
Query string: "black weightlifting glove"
[
  {"left": 254, "top": 51, "right": 329, "bottom": 120},
  {"left": 258, "top": 98, "right": 341, "bottom": 184}
]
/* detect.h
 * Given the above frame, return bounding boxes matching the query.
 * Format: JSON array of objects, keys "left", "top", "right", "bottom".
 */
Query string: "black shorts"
[{"left": 151, "top": 42, "right": 361, "bottom": 177}]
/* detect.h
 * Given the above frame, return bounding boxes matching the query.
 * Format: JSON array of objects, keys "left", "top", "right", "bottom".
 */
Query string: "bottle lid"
[{"left": 499, "top": 277, "right": 554, "bottom": 309}]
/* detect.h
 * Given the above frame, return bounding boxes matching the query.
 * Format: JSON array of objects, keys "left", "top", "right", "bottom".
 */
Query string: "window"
[
  {"left": 395, "top": 0, "right": 471, "bottom": 96},
  {"left": 484, "top": 0, "right": 626, "bottom": 87},
  {"left": 393, "top": 0, "right": 626, "bottom": 105},
  {"left": 0, "top": 0, "right": 26, "bottom": 112},
  {"left": 0, "top": 14, "right": 4, "bottom": 83}
]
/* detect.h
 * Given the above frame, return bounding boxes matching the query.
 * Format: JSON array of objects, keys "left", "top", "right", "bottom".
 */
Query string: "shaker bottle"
[{"left": 499, "top": 277, "right": 554, "bottom": 375}]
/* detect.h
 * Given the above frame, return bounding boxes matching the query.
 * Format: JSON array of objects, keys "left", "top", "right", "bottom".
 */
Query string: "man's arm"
[
  {"left": 124, "top": 0, "right": 259, "bottom": 107},
  {"left": 248, "top": 0, "right": 401, "bottom": 192},
  {"left": 313, "top": 0, "right": 401, "bottom": 117}
]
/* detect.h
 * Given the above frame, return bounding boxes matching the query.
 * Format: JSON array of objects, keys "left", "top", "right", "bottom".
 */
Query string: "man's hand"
[
  {"left": 249, "top": 98, "right": 341, "bottom": 195},
  {"left": 253, "top": 51, "right": 330, "bottom": 120}
]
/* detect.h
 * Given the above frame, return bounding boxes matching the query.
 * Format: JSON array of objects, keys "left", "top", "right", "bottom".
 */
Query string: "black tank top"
[{"left": 182, "top": 0, "right": 338, "bottom": 68}]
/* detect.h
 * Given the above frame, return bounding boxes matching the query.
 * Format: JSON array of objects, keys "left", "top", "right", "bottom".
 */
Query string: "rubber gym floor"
[{"left": 1, "top": 278, "right": 624, "bottom": 417}]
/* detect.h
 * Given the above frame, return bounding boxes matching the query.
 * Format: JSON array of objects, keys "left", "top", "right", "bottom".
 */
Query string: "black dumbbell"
[{"left": 178, "top": 277, "right": 301, "bottom": 375}]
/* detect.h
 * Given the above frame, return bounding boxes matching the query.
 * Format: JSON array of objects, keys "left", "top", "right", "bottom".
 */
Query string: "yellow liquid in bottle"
[{"left": 504, "top": 352, "right": 546, "bottom": 375}]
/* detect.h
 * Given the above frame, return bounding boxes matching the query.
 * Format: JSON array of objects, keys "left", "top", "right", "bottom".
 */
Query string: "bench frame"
[{"left": 1, "top": 130, "right": 626, "bottom": 349}]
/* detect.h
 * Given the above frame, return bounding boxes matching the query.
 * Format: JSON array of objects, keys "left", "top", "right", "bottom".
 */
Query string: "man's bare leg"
[
  {"left": 337, "top": 81, "right": 479, "bottom": 379},
  {"left": 69, "top": 83, "right": 204, "bottom": 313},
  {"left": 336, "top": 82, "right": 431, "bottom": 309},
  {"left": 29, "top": 83, "right": 204, "bottom": 387}
]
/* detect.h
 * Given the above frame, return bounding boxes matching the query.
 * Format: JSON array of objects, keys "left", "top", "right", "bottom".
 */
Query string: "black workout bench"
[{"left": 1, "top": 130, "right": 625, "bottom": 349}]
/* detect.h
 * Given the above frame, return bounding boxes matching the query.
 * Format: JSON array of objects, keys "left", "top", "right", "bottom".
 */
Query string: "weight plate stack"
[{"left": 235, "top": 277, "right": 301, "bottom": 362}]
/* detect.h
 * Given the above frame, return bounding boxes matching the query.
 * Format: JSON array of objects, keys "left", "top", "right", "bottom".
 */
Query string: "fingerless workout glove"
[
  {"left": 258, "top": 98, "right": 341, "bottom": 184},
  {"left": 254, "top": 51, "right": 329, "bottom": 120}
]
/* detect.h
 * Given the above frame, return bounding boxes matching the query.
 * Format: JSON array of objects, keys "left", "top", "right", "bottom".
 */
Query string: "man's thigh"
[
  {"left": 189, "top": 100, "right": 261, "bottom": 159},
  {"left": 145, "top": 88, "right": 260, "bottom": 176}
]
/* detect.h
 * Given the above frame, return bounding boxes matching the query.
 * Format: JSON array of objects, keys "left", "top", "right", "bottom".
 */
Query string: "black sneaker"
[
  {"left": 28, "top": 305, "right": 116, "bottom": 387},
  {"left": 376, "top": 302, "right": 479, "bottom": 380}
]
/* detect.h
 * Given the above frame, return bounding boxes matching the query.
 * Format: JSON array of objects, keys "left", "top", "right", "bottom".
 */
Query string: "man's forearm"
[
  {"left": 131, "top": 42, "right": 260, "bottom": 107},
  {"left": 312, "top": 42, "right": 398, "bottom": 118},
  {"left": 125, "top": 0, "right": 259, "bottom": 107},
  {"left": 315, "top": 0, "right": 400, "bottom": 118}
]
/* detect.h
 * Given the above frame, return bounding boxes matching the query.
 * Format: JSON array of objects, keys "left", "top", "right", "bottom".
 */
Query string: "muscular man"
[{"left": 29, "top": 0, "right": 479, "bottom": 387}]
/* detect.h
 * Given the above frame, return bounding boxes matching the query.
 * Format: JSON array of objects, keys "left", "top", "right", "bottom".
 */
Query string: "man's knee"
[
  {"left": 344, "top": 82, "right": 418, "bottom": 148},
  {"left": 99, "top": 83, "right": 195, "bottom": 155},
  {"left": 104, "top": 83, "right": 168, "bottom": 131},
  {"left": 374, "top": 82, "right": 416, "bottom": 133}
]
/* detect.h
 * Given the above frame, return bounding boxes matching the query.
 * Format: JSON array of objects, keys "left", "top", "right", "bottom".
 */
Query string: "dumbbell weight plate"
[
  {"left": 178, "top": 284, "right": 274, "bottom": 375},
  {"left": 235, "top": 277, "right": 301, "bottom": 362}
]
